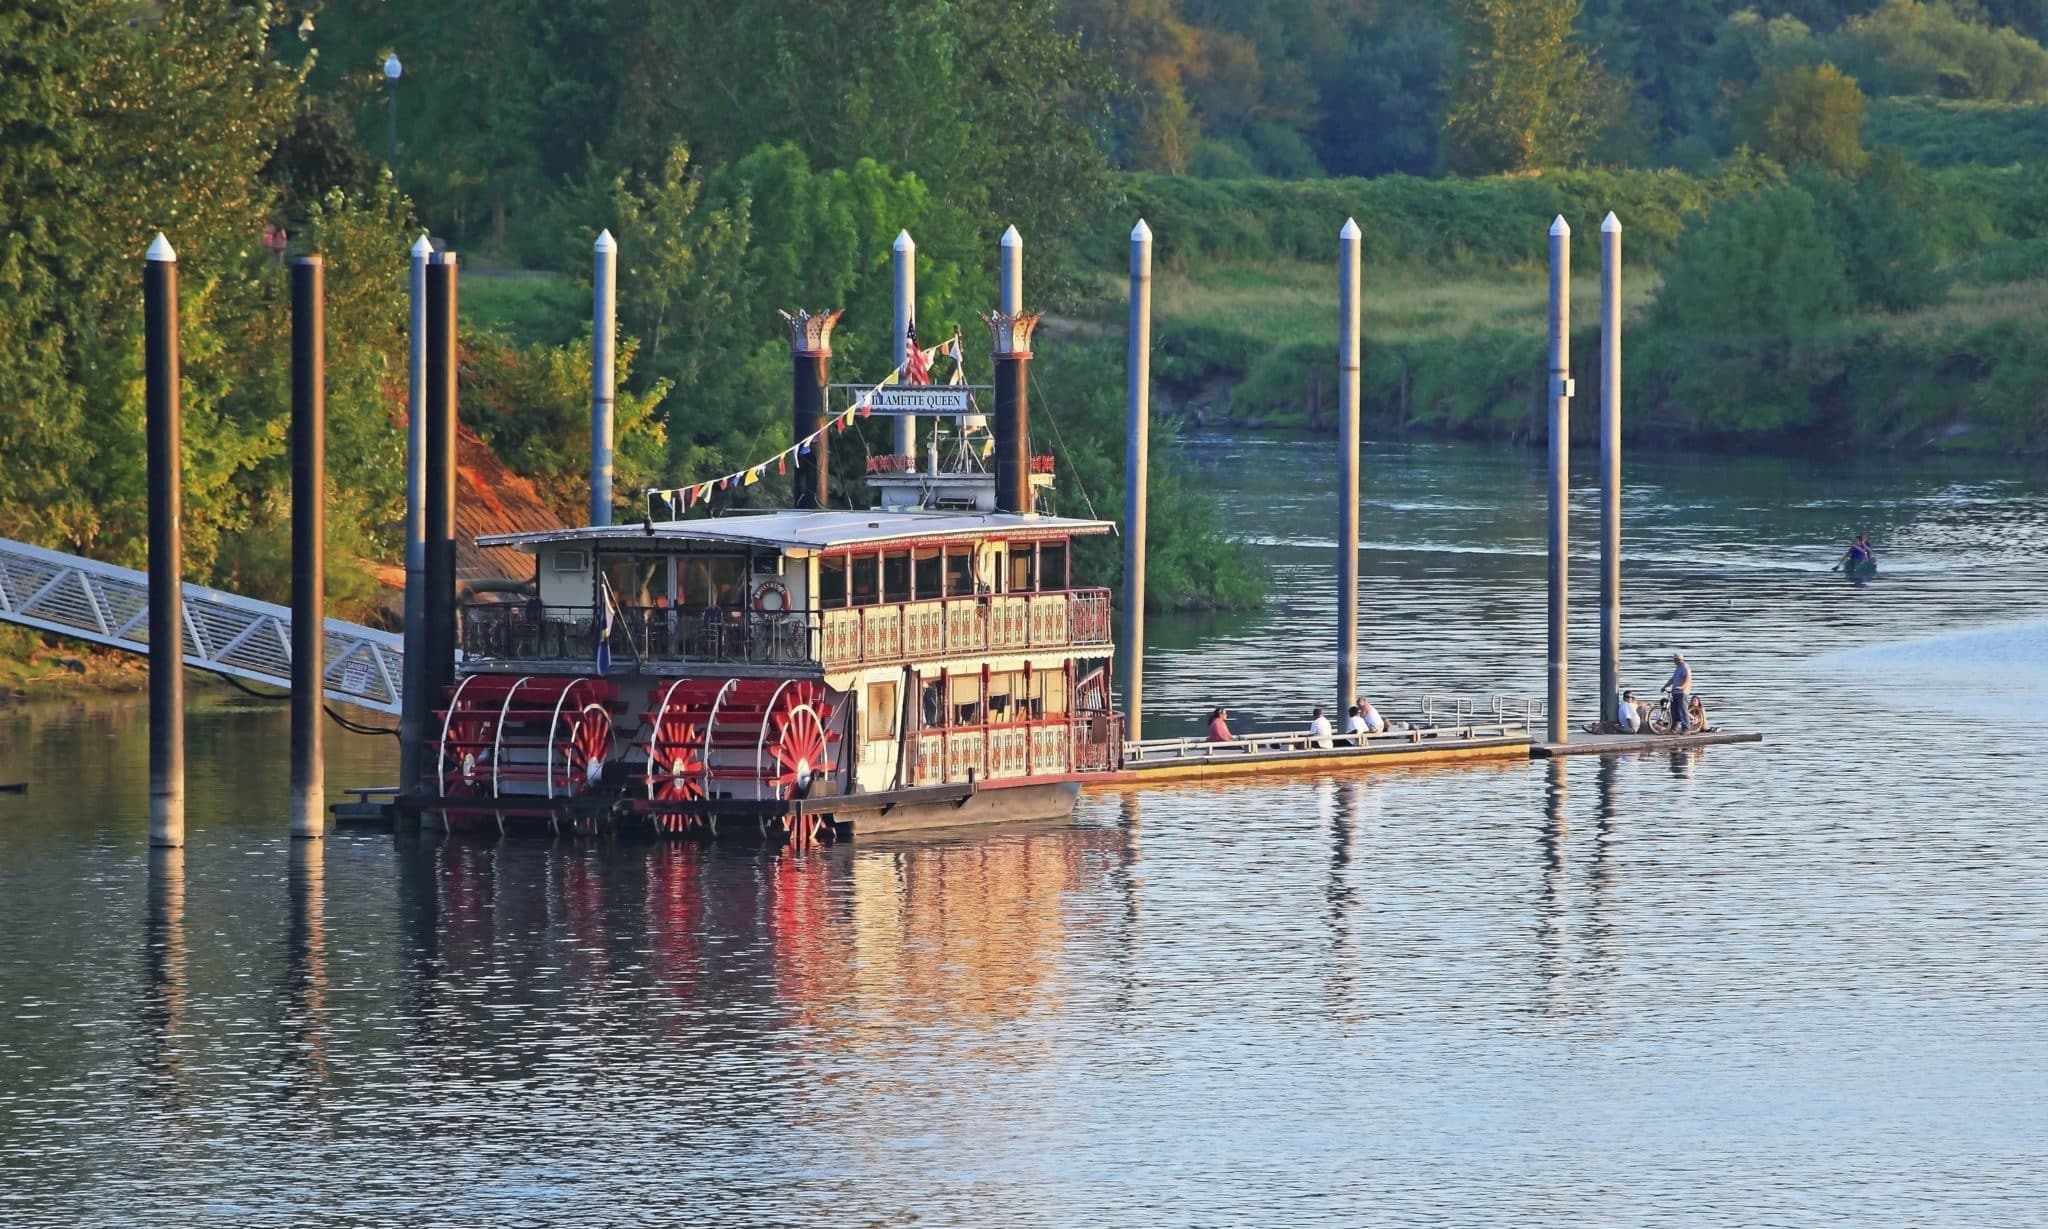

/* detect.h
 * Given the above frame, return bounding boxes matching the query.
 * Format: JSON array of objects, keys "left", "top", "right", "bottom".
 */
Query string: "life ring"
[{"left": 752, "top": 578, "right": 792, "bottom": 614}]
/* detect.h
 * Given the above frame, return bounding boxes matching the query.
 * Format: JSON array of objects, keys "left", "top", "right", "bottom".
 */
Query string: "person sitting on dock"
[
  {"left": 1616, "top": 690, "right": 1642, "bottom": 734},
  {"left": 1207, "top": 707, "right": 1234, "bottom": 742},
  {"left": 1663, "top": 655, "right": 1693, "bottom": 733},
  {"left": 1344, "top": 704, "right": 1368, "bottom": 743},
  {"left": 1355, "top": 699, "right": 1388, "bottom": 735},
  {"left": 1308, "top": 707, "right": 1333, "bottom": 749}
]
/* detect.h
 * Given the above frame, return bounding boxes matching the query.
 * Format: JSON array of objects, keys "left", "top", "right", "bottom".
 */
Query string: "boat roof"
[{"left": 476, "top": 508, "right": 1114, "bottom": 553}]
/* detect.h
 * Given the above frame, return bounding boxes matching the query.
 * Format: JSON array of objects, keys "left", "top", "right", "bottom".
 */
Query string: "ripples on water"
[{"left": 2, "top": 440, "right": 2046, "bottom": 1226}]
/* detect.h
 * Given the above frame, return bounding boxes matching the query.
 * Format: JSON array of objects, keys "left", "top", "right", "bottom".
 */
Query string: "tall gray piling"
[
  {"left": 1337, "top": 218, "right": 1362, "bottom": 717},
  {"left": 1122, "top": 219, "right": 1153, "bottom": 742},
  {"left": 591, "top": 229, "right": 617, "bottom": 526},
  {"left": 1547, "top": 216, "right": 1573, "bottom": 745},
  {"left": 1599, "top": 213, "right": 1622, "bottom": 729},
  {"left": 1000, "top": 225, "right": 1023, "bottom": 314},
  {"left": 400, "top": 235, "right": 430, "bottom": 804},
  {"left": 422, "top": 252, "right": 459, "bottom": 721},
  {"left": 144, "top": 234, "right": 185, "bottom": 849},
  {"left": 892, "top": 230, "right": 916, "bottom": 463},
  {"left": 290, "top": 255, "right": 326, "bottom": 840}
]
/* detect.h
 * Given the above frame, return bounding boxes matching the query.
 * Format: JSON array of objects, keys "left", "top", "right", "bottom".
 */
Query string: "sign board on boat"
[{"left": 836, "top": 385, "right": 984, "bottom": 416}]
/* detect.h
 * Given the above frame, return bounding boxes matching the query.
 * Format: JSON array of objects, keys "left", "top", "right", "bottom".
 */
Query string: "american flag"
[{"left": 904, "top": 321, "right": 932, "bottom": 386}]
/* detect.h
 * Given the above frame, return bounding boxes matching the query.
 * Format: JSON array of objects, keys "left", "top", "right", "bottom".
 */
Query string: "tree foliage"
[
  {"left": 1738, "top": 62, "right": 1872, "bottom": 174},
  {"left": 1443, "top": 0, "right": 1616, "bottom": 174}
]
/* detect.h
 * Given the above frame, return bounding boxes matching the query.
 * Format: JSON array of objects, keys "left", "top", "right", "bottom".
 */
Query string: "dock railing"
[{"left": 1123, "top": 719, "right": 1528, "bottom": 767}]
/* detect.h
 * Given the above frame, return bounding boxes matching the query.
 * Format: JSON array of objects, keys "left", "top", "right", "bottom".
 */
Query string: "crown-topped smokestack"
[
  {"left": 783, "top": 308, "right": 841, "bottom": 508},
  {"left": 985, "top": 310, "right": 1040, "bottom": 516}
]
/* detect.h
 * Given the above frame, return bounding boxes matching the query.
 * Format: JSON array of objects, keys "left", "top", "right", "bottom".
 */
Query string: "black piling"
[
  {"left": 290, "top": 255, "right": 326, "bottom": 839},
  {"left": 421, "top": 251, "right": 459, "bottom": 767},
  {"left": 144, "top": 235, "right": 184, "bottom": 849}
]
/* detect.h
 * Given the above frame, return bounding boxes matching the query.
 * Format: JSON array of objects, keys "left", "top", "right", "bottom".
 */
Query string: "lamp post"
[{"left": 383, "top": 54, "right": 402, "bottom": 166}]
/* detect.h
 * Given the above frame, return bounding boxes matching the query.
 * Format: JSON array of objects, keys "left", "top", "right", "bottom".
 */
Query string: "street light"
[{"left": 383, "top": 54, "right": 402, "bottom": 167}]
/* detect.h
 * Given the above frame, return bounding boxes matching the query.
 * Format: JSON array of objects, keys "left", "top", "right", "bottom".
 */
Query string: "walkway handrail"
[
  {"left": 1123, "top": 721, "right": 1526, "bottom": 764},
  {"left": 0, "top": 535, "right": 404, "bottom": 714}
]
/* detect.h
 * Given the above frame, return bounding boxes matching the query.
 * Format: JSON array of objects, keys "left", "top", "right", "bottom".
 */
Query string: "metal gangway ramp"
[{"left": 0, "top": 536, "right": 403, "bottom": 715}]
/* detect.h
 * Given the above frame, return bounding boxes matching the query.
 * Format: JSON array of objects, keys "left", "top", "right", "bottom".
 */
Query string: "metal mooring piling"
[
  {"left": 423, "top": 252, "right": 459, "bottom": 722},
  {"left": 144, "top": 234, "right": 184, "bottom": 849},
  {"left": 591, "top": 229, "right": 617, "bottom": 526},
  {"left": 1122, "top": 219, "right": 1152, "bottom": 742},
  {"left": 892, "top": 230, "right": 917, "bottom": 466},
  {"left": 399, "top": 235, "right": 430, "bottom": 806},
  {"left": 1546, "top": 216, "right": 1573, "bottom": 746},
  {"left": 1599, "top": 213, "right": 1623, "bottom": 730},
  {"left": 1336, "top": 218, "right": 1362, "bottom": 717},
  {"left": 290, "top": 255, "right": 326, "bottom": 840}
]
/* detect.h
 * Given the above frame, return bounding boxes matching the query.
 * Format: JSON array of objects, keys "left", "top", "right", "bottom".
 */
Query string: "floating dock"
[{"left": 1531, "top": 729, "right": 1764, "bottom": 758}]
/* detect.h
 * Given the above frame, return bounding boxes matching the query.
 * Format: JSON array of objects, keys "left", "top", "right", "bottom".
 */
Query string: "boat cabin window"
[
  {"left": 1008, "top": 546, "right": 1035, "bottom": 593},
  {"left": 1032, "top": 668, "right": 1068, "bottom": 717},
  {"left": 677, "top": 555, "right": 747, "bottom": 609},
  {"left": 882, "top": 549, "right": 911, "bottom": 604},
  {"left": 866, "top": 682, "right": 898, "bottom": 740},
  {"left": 944, "top": 546, "right": 973, "bottom": 597},
  {"left": 949, "top": 673, "right": 982, "bottom": 726},
  {"left": 987, "top": 671, "right": 1021, "bottom": 722},
  {"left": 820, "top": 554, "right": 847, "bottom": 607},
  {"left": 851, "top": 553, "right": 879, "bottom": 607},
  {"left": 1039, "top": 541, "right": 1068, "bottom": 591},
  {"left": 913, "top": 547, "right": 942, "bottom": 600},
  {"left": 602, "top": 555, "right": 669, "bottom": 608}
]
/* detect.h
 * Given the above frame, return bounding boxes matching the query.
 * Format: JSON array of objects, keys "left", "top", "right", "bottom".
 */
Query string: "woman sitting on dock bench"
[
  {"left": 1346, "top": 701, "right": 1387, "bottom": 741},
  {"left": 1207, "top": 708, "right": 1234, "bottom": 742}
]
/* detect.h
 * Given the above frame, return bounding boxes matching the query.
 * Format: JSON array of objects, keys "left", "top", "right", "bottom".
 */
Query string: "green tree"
[
  {"left": 1443, "top": 0, "right": 1615, "bottom": 173},
  {"left": 1739, "top": 62, "right": 1871, "bottom": 175}
]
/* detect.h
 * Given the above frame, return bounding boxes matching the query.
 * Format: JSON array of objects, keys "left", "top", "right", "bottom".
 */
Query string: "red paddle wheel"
[
  {"left": 432, "top": 674, "right": 619, "bottom": 832},
  {"left": 633, "top": 677, "right": 843, "bottom": 841}
]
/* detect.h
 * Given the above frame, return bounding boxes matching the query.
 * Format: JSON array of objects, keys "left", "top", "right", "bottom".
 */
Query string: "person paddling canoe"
[{"left": 1834, "top": 534, "right": 1877, "bottom": 580}]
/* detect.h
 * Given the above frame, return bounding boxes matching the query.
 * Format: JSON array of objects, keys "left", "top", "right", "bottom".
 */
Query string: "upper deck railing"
[{"left": 457, "top": 587, "right": 1113, "bottom": 671}]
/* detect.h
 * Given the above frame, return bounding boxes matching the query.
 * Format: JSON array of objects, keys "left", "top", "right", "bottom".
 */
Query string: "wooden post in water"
[
  {"left": 1547, "top": 216, "right": 1573, "bottom": 746},
  {"left": 290, "top": 255, "right": 326, "bottom": 840},
  {"left": 1122, "top": 219, "right": 1152, "bottom": 742},
  {"left": 892, "top": 230, "right": 916, "bottom": 466},
  {"left": 1336, "top": 218, "right": 1361, "bottom": 718},
  {"left": 144, "top": 234, "right": 185, "bottom": 849},
  {"left": 423, "top": 252, "right": 459, "bottom": 729},
  {"left": 591, "top": 229, "right": 617, "bottom": 526},
  {"left": 400, "top": 235, "right": 430, "bottom": 805},
  {"left": 1599, "top": 213, "right": 1623, "bottom": 730}
]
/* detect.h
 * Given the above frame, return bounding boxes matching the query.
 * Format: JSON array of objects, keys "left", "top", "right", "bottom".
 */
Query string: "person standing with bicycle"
[{"left": 1663, "top": 653, "right": 1694, "bottom": 733}]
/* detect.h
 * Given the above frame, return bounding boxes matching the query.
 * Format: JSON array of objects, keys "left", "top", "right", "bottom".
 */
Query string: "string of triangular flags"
[{"left": 642, "top": 330, "right": 969, "bottom": 519}]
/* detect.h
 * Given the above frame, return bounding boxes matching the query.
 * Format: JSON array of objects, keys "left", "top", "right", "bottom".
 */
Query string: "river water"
[{"left": 3, "top": 438, "right": 2045, "bottom": 1226}]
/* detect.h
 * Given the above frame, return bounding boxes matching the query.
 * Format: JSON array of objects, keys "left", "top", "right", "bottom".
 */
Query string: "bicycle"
[{"left": 1646, "top": 691, "right": 1711, "bottom": 735}]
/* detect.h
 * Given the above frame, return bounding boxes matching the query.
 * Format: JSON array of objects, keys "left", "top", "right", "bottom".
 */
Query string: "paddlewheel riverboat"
[{"left": 422, "top": 308, "right": 1124, "bottom": 839}]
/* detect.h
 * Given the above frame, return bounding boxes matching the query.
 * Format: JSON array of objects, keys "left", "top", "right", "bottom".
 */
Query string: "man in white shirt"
[
  {"left": 1344, "top": 704, "right": 1369, "bottom": 743},
  {"left": 1357, "top": 699, "right": 1387, "bottom": 734},
  {"left": 1615, "top": 690, "right": 1641, "bottom": 734},
  {"left": 1308, "top": 706, "right": 1333, "bottom": 749}
]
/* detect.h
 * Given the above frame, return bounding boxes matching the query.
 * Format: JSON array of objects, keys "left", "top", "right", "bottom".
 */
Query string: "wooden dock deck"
[{"left": 1530, "top": 729, "right": 1763, "bottom": 758}]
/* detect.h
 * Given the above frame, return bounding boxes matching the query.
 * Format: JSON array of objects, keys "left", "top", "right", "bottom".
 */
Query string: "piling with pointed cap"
[
  {"left": 591, "top": 230, "right": 618, "bottom": 526},
  {"left": 892, "top": 230, "right": 917, "bottom": 464},
  {"left": 290, "top": 255, "right": 326, "bottom": 840},
  {"left": 1000, "top": 225, "right": 1023, "bottom": 315},
  {"left": 1599, "top": 212, "right": 1623, "bottom": 731},
  {"left": 990, "top": 227, "right": 1036, "bottom": 515},
  {"left": 1122, "top": 219, "right": 1153, "bottom": 741},
  {"left": 1547, "top": 216, "right": 1573, "bottom": 745},
  {"left": 1336, "top": 217, "right": 1362, "bottom": 718},
  {"left": 400, "top": 233, "right": 431, "bottom": 801},
  {"left": 422, "top": 251, "right": 460, "bottom": 729},
  {"left": 144, "top": 234, "right": 184, "bottom": 849}
]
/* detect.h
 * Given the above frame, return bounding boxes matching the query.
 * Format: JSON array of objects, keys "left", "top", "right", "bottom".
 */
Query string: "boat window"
[
  {"left": 987, "top": 671, "right": 1024, "bottom": 722},
  {"left": 867, "top": 682, "right": 898, "bottom": 740},
  {"left": 1008, "top": 545, "right": 1035, "bottom": 593},
  {"left": 851, "top": 553, "right": 879, "bottom": 607},
  {"left": 913, "top": 547, "right": 942, "bottom": 600},
  {"left": 676, "top": 555, "right": 746, "bottom": 609},
  {"left": 1034, "top": 668, "right": 1068, "bottom": 717},
  {"left": 1039, "top": 541, "right": 1068, "bottom": 591},
  {"left": 819, "top": 554, "right": 847, "bottom": 607},
  {"left": 921, "top": 678, "right": 946, "bottom": 728},
  {"left": 882, "top": 549, "right": 911, "bottom": 604},
  {"left": 602, "top": 556, "right": 668, "bottom": 608},
  {"left": 949, "top": 673, "right": 983, "bottom": 726},
  {"left": 943, "top": 546, "right": 973, "bottom": 597}
]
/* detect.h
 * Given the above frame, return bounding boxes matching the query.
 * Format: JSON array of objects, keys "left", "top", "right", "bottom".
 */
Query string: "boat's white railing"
[
  {"left": 1123, "top": 721, "right": 1527, "bottom": 765},
  {"left": 0, "top": 535, "right": 404, "bottom": 715}
]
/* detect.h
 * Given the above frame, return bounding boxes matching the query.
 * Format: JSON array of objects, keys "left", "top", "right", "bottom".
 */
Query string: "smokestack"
[
  {"left": 785, "top": 309, "right": 841, "bottom": 508},
  {"left": 987, "top": 311, "right": 1040, "bottom": 516}
]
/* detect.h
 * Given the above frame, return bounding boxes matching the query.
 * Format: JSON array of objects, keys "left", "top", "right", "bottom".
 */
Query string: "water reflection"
[
  {"left": 283, "top": 842, "right": 329, "bottom": 1087},
  {"left": 142, "top": 847, "right": 186, "bottom": 1093}
]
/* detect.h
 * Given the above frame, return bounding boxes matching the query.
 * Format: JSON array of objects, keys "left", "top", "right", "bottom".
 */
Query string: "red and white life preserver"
[{"left": 752, "top": 578, "right": 792, "bottom": 614}]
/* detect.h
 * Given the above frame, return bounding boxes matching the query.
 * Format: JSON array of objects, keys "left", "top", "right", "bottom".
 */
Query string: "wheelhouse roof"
[{"left": 476, "top": 508, "right": 1114, "bottom": 554}]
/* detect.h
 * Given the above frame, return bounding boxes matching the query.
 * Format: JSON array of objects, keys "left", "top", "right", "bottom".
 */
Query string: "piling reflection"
[
  {"left": 1536, "top": 759, "right": 1569, "bottom": 1004},
  {"left": 283, "top": 842, "right": 329, "bottom": 1087},
  {"left": 142, "top": 847, "right": 186, "bottom": 1092}
]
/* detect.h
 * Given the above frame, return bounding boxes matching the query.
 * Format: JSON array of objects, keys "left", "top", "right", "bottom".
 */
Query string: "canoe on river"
[{"left": 1844, "top": 558, "right": 1878, "bottom": 581}]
